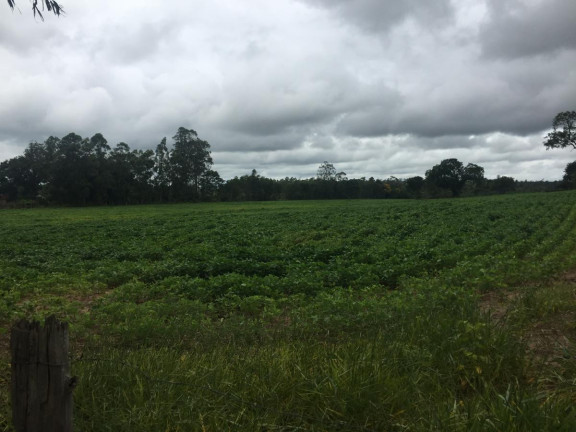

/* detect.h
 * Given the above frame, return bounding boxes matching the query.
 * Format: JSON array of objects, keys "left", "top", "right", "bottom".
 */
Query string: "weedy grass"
[{"left": 1, "top": 192, "right": 576, "bottom": 430}]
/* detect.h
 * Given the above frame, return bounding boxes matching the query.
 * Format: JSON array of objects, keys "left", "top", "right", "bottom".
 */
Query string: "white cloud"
[{"left": 0, "top": 0, "right": 574, "bottom": 181}]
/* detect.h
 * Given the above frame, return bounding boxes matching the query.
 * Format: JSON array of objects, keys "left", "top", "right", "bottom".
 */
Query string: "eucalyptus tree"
[
  {"left": 463, "top": 163, "right": 485, "bottom": 187},
  {"left": 50, "top": 133, "right": 92, "bottom": 205},
  {"left": 170, "top": 127, "right": 213, "bottom": 200},
  {"left": 154, "top": 137, "right": 171, "bottom": 201},
  {"left": 316, "top": 161, "right": 337, "bottom": 180}
]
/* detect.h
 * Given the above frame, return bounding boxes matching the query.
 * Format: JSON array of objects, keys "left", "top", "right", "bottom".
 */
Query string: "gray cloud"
[
  {"left": 96, "top": 21, "right": 179, "bottom": 65},
  {"left": 207, "top": 129, "right": 307, "bottom": 153},
  {"left": 480, "top": 0, "right": 576, "bottom": 59},
  {"left": 0, "top": 16, "right": 67, "bottom": 53},
  {"left": 337, "top": 52, "right": 576, "bottom": 138},
  {"left": 213, "top": 131, "right": 574, "bottom": 181},
  {"left": 0, "top": 0, "right": 574, "bottom": 182},
  {"left": 300, "top": 0, "right": 454, "bottom": 33}
]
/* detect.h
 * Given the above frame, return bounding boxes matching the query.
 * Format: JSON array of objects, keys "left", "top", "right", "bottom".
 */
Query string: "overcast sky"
[{"left": 1, "top": 0, "right": 575, "bottom": 180}]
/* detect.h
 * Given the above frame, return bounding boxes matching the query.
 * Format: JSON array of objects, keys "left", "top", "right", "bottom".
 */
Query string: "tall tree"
[
  {"left": 463, "top": 163, "right": 485, "bottom": 186},
  {"left": 108, "top": 142, "right": 134, "bottom": 205},
  {"left": 131, "top": 149, "right": 155, "bottom": 203},
  {"left": 23, "top": 141, "right": 52, "bottom": 186},
  {"left": 316, "top": 161, "right": 337, "bottom": 180},
  {"left": 170, "top": 127, "right": 213, "bottom": 200},
  {"left": 84, "top": 133, "right": 112, "bottom": 204},
  {"left": 48, "top": 133, "right": 93, "bottom": 205},
  {"left": 543, "top": 111, "right": 576, "bottom": 150},
  {"left": 89, "top": 133, "right": 110, "bottom": 159},
  {"left": 154, "top": 137, "right": 171, "bottom": 201}
]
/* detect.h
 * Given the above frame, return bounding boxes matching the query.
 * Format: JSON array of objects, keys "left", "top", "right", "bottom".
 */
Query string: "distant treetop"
[{"left": 317, "top": 161, "right": 337, "bottom": 181}]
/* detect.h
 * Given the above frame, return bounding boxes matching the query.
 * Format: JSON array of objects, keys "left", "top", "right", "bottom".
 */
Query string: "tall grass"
[{"left": 72, "top": 285, "right": 575, "bottom": 431}]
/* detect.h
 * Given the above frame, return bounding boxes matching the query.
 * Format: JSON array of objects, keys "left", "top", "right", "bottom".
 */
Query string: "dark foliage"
[
  {"left": 7, "top": 0, "right": 64, "bottom": 20},
  {"left": 561, "top": 161, "right": 576, "bottom": 189},
  {"left": 0, "top": 138, "right": 565, "bottom": 207},
  {"left": 490, "top": 176, "right": 516, "bottom": 194},
  {"left": 424, "top": 159, "right": 491, "bottom": 197},
  {"left": 0, "top": 128, "right": 217, "bottom": 206},
  {"left": 543, "top": 111, "right": 576, "bottom": 150},
  {"left": 425, "top": 158, "right": 465, "bottom": 196}
]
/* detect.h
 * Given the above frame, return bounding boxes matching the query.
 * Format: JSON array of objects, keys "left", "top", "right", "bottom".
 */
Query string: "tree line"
[
  {"left": 0, "top": 130, "right": 562, "bottom": 207},
  {"left": 0, "top": 127, "right": 221, "bottom": 206},
  {"left": 219, "top": 164, "right": 545, "bottom": 202},
  {"left": 2, "top": 111, "right": 575, "bottom": 207}
]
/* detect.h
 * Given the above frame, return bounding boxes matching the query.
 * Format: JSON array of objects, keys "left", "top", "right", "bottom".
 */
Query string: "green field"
[{"left": 1, "top": 193, "right": 576, "bottom": 431}]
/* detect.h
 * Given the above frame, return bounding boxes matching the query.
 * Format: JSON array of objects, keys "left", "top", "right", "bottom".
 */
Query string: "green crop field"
[{"left": 1, "top": 192, "right": 576, "bottom": 431}]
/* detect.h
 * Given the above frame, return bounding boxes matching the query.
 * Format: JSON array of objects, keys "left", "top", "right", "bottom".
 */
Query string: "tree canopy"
[
  {"left": 0, "top": 127, "right": 217, "bottom": 205},
  {"left": 425, "top": 158, "right": 465, "bottom": 196},
  {"left": 170, "top": 127, "right": 213, "bottom": 200},
  {"left": 543, "top": 111, "right": 576, "bottom": 150},
  {"left": 316, "top": 161, "right": 346, "bottom": 181},
  {"left": 562, "top": 161, "right": 576, "bottom": 189},
  {"left": 317, "top": 161, "right": 337, "bottom": 180},
  {"left": 425, "top": 159, "right": 486, "bottom": 197},
  {"left": 7, "top": 0, "right": 63, "bottom": 19}
]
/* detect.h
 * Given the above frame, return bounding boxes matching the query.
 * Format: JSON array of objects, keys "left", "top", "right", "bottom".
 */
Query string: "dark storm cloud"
[
  {"left": 217, "top": 99, "right": 337, "bottom": 137},
  {"left": 216, "top": 75, "right": 402, "bottom": 139},
  {"left": 293, "top": 0, "right": 575, "bottom": 142},
  {"left": 300, "top": 0, "right": 454, "bottom": 33},
  {"left": 336, "top": 88, "right": 558, "bottom": 139},
  {"left": 337, "top": 51, "right": 575, "bottom": 139},
  {"left": 207, "top": 129, "right": 308, "bottom": 152},
  {"left": 480, "top": 0, "right": 576, "bottom": 59}
]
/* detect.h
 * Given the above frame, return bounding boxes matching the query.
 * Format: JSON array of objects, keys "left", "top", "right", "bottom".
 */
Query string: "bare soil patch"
[
  {"left": 523, "top": 312, "right": 574, "bottom": 366},
  {"left": 479, "top": 289, "right": 521, "bottom": 324},
  {"left": 479, "top": 270, "right": 576, "bottom": 388}
]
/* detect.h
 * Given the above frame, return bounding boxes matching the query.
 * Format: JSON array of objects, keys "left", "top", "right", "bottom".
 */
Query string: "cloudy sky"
[{"left": 1, "top": 0, "right": 575, "bottom": 180}]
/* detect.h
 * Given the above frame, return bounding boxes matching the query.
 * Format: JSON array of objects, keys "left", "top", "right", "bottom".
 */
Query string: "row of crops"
[
  {"left": 1, "top": 193, "right": 575, "bottom": 310},
  {"left": 1, "top": 192, "right": 576, "bottom": 430}
]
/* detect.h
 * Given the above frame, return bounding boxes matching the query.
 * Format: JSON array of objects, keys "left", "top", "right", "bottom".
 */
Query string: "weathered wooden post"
[{"left": 11, "top": 316, "right": 75, "bottom": 432}]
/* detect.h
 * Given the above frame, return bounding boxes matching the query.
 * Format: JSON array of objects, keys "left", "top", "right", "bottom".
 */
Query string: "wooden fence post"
[{"left": 11, "top": 316, "right": 75, "bottom": 432}]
